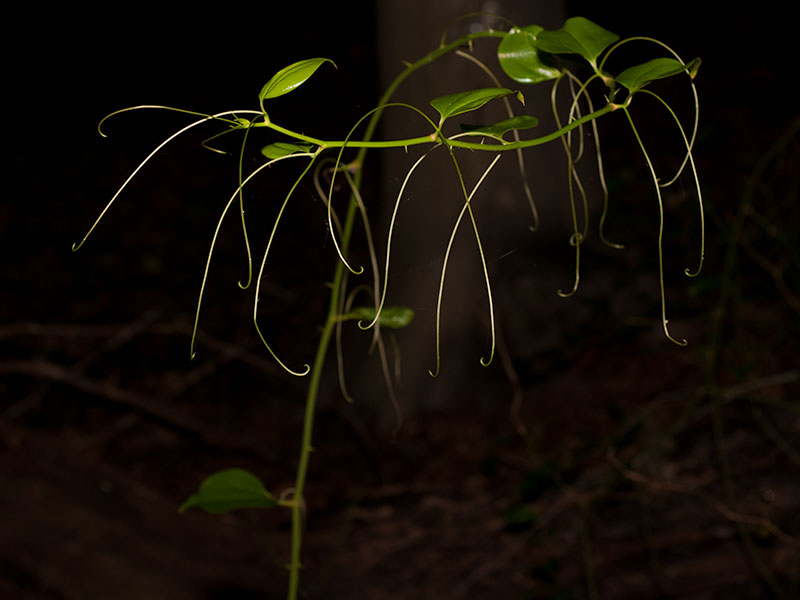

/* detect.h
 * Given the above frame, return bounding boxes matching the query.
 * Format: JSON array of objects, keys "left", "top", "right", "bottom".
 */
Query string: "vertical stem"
[
  {"left": 287, "top": 297, "right": 340, "bottom": 599},
  {"left": 287, "top": 177, "right": 361, "bottom": 598}
]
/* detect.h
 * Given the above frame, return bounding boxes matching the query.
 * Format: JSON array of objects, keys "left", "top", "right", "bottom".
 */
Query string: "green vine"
[{"left": 74, "top": 15, "right": 703, "bottom": 599}]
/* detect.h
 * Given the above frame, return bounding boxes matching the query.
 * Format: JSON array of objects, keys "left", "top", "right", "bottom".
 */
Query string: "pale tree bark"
[{"left": 348, "top": 1, "right": 570, "bottom": 425}]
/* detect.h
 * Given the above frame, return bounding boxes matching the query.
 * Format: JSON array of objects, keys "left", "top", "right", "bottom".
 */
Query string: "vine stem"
[
  {"left": 287, "top": 282, "right": 340, "bottom": 599},
  {"left": 261, "top": 103, "right": 615, "bottom": 152}
]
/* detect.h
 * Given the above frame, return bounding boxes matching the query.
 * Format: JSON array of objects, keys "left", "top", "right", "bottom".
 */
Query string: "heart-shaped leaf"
[
  {"left": 497, "top": 26, "right": 561, "bottom": 84},
  {"left": 259, "top": 58, "right": 336, "bottom": 102},
  {"left": 179, "top": 468, "right": 278, "bottom": 515},
  {"left": 615, "top": 58, "right": 691, "bottom": 92},
  {"left": 345, "top": 306, "right": 414, "bottom": 329},
  {"left": 460, "top": 115, "right": 539, "bottom": 138},
  {"left": 430, "top": 88, "right": 518, "bottom": 123},
  {"left": 536, "top": 17, "right": 619, "bottom": 67},
  {"left": 261, "top": 142, "right": 315, "bottom": 159}
]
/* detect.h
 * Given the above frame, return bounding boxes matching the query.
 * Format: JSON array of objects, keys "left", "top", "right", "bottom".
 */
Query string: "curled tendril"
[
  {"left": 359, "top": 146, "right": 438, "bottom": 332},
  {"left": 190, "top": 152, "right": 315, "bottom": 361},
  {"left": 623, "top": 107, "right": 687, "bottom": 347},
  {"left": 252, "top": 154, "right": 321, "bottom": 376},
  {"left": 96, "top": 105, "right": 245, "bottom": 138},
  {"left": 639, "top": 89, "right": 704, "bottom": 278},
  {"left": 592, "top": 114, "right": 624, "bottom": 249},
  {"left": 236, "top": 121, "right": 255, "bottom": 290},
  {"left": 455, "top": 49, "right": 539, "bottom": 231},
  {"left": 563, "top": 71, "right": 625, "bottom": 250},
  {"left": 74, "top": 108, "right": 259, "bottom": 252},
  {"left": 343, "top": 170, "right": 382, "bottom": 345},
  {"left": 312, "top": 159, "right": 347, "bottom": 242},
  {"left": 429, "top": 146, "right": 503, "bottom": 377},
  {"left": 327, "top": 103, "right": 442, "bottom": 276},
  {"left": 556, "top": 234, "right": 581, "bottom": 298},
  {"left": 551, "top": 75, "right": 585, "bottom": 298}
]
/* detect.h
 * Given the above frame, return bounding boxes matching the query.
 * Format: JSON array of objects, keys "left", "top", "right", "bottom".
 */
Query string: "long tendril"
[
  {"left": 343, "top": 169, "right": 383, "bottom": 347},
  {"left": 551, "top": 75, "right": 584, "bottom": 298},
  {"left": 359, "top": 146, "right": 439, "bottom": 331},
  {"left": 252, "top": 155, "right": 322, "bottom": 376},
  {"left": 429, "top": 149, "right": 503, "bottom": 377},
  {"left": 312, "top": 159, "right": 346, "bottom": 242},
  {"left": 236, "top": 121, "right": 255, "bottom": 290},
  {"left": 455, "top": 49, "right": 540, "bottom": 230},
  {"left": 190, "top": 153, "right": 315, "bottom": 361},
  {"left": 622, "top": 107, "right": 687, "bottom": 346},
  {"left": 564, "top": 71, "right": 624, "bottom": 250},
  {"left": 327, "top": 103, "right": 442, "bottom": 276},
  {"left": 639, "top": 89, "right": 704, "bottom": 278},
  {"left": 73, "top": 108, "right": 259, "bottom": 251},
  {"left": 96, "top": 105, "right": 244, "bottom": 137}
]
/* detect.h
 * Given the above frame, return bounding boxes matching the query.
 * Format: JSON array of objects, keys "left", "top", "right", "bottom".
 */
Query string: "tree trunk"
[{"left": 354, "top": 1, "right": 568, "bottom": 426}]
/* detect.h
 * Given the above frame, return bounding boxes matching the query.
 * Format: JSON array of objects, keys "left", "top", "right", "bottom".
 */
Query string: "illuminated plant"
[{"left": 74, "top": 16, "right": 703, "bottom": 599}]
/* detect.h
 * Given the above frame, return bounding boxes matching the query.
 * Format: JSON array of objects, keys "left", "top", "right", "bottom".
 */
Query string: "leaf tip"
[{"left": 687, "top": 57, "right": 702, "bottom": 79}]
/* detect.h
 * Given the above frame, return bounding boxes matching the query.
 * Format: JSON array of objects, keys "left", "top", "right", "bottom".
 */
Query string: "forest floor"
[{"left": 2, "top": 199, "right": 799, "bottom": 599}]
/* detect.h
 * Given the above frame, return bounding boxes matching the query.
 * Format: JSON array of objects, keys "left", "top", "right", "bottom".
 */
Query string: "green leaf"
[
  {"left": 179, "top": 468, "right": 278, "bottom": 515},
  {"left": 460, "top": 115, "right": 539, "bottom": 138},
  {"left": 430, "top": 88, "right": 518, "bottom": 123},
  {"left": 497, "top": 26, "right": 561, "bottom": 84},
  {"left": 615, "top": 58, "right": 690, "bottom": 92},
  {"left": 258, "top": 58, "right": 336, "bottom": 102},
  {"left": 345, "top": 306, "right": 414, "bottom": 329},
  {"left": 261, "top": 142, "right": 315, "bottom": 159},
  {"left": 536, "top": 17, "right": 619, "bottom": 66}
]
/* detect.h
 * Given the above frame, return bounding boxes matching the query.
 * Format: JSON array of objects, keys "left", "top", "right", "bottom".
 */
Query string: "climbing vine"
[{"left": 75, "top": 16, "right": 702, "bottom": 599}]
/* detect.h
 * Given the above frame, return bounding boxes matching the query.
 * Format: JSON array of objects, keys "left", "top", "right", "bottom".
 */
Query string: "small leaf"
[
  {"left": 258, "top": 58, "right": 336, "bottom": 102},
  {"left": 460, "top": 115, "right": 539, "bottom": 138},
  {"left": 686, "top": 57, "right": 702, "bottom": 80},
  {"left": 346, "top": 306, "right": 414, "bottom": 329},
  {"left": 179, "top": 468, "right": 278, "bottom": 515},
  {"left": 497, "top": 26, "right": 561, "bottom": 84},
  {"left": 261, "top": 142, "right": 315, "bottom": 159},
  {"left": 615, "top": 58, "right": 690, "bottom": 92},
  {"left": 430, "top": 88, "right": 519, "bottom": 123},
  {"left": 536, "top": 17, "right": 619, "bottom": 66}
]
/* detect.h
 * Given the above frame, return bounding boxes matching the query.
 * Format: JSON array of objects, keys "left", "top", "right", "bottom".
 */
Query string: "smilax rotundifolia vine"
[{"left": 74, "top": 16, "right": 703, "bottom": 599}]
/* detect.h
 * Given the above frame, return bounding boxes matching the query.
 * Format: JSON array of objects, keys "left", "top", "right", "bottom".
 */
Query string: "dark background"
[{"left": 2, "top": 2, "right": 799, "bottom": 598}]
